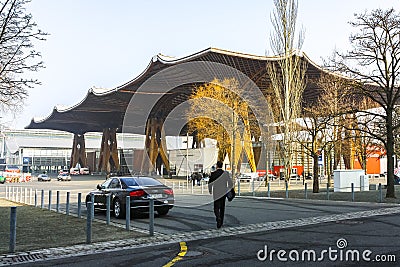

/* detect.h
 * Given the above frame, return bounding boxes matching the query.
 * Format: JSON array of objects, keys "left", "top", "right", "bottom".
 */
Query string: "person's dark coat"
[{"left": 208, "top": 169, "right": 233, "bottom": 200}]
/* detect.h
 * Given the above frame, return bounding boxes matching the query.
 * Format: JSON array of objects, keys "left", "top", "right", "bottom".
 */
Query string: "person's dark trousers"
[{"left": 213, "top": 196, "right": 226, "bottom": 228}]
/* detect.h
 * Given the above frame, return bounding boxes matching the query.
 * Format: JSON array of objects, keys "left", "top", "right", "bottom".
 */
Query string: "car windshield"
[{"left": 101, "top": 178, "right": 113, "bottom": 188}]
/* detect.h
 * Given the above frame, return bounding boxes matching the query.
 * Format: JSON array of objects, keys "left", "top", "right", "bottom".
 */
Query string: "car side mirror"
[{"left": 97, "top": 184, "right": 102, "bottom": 190}]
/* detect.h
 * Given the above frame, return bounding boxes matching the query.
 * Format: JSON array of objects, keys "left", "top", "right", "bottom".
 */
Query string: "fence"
[
  {"left": 3, "top": 185, "right": 156, "bottom": 252},
  {"left": 161, "top": 178, "right": 386, "bottom": 203}
]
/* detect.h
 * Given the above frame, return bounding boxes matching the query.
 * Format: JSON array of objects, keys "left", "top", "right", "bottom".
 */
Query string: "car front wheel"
[{"left": 113, "top": 198, "right": 125, "bottom": 219}]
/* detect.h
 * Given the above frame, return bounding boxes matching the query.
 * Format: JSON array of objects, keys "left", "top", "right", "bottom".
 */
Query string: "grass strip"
[{"left": 0, "top": 198, "right": 145, "bottom": 254}]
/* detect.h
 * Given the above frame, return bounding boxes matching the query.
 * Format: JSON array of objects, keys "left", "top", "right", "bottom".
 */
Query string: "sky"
[{"left": 5, "top": 0, "right": 400, "bottom": 129}]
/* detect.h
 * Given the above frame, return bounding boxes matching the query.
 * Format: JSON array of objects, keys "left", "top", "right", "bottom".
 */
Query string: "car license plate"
[{"left": 151, "top": 194, "right": 163, "bottom": 199}]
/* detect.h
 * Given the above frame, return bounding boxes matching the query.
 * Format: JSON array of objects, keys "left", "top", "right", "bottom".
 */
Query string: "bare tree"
[
  {"left": 333, "top": 8, "right": 400, "bottom": 198},
  {"left": 351, "top": 98, "right": 384, "bottom": 172},
  {"left": 267, "top": 0, "right": 307, "bottom": 181},
  {"left": 295, "top": 108, "right": 329, "bottom": 192},
  {"left": 0, "top": 0, "right": 47, "bottom": 112}
]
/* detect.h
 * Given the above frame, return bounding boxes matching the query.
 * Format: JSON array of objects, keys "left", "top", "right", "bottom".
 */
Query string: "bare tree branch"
[{"left": 0, "top": 0, "right": 47, "bottom": 112}]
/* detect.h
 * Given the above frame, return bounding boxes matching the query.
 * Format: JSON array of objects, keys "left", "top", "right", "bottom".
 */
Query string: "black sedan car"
[{"left": 85, "top": 176, "right": 174, "bottom": 218}]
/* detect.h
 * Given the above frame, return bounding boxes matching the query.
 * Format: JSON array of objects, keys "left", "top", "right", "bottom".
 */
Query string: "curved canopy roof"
[{"left": 26, "top": 47, "right": 330, "bottom": 135}]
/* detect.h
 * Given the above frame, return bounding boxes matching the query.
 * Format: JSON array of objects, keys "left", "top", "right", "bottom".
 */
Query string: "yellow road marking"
[{"left": 163, "top": 242, "right": 187, "bottom": 267}]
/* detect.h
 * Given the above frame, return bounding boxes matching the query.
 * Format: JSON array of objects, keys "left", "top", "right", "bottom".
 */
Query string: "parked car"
[
  {"left": 5, "top": 165, "right": 20, "bottom": 173},
  {"left": 59, "top": 169, "right": 69, "bottom": 175},
  {"left": 57, "top": 173, "right": 71, "bottom": 181},
  {"left": 85, "top": 176, "right": 174, "bottom": 218},
  {"left": 237, "top": 174, "right": 252, "bottom": 182},
  {"left": 395, "top": 174, "right": 400, "bottom": 185},
  {"left": 38, "top": 174, "right": 51, "bottom": 182},
  {"left": 70, "top": 168, "right": 80, "bottom": 175},
  {"left": 80, "top": 168, "right": 90, "bottom": 175}
]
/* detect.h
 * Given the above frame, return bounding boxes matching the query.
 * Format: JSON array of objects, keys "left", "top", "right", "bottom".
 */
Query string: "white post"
[{"left": 29, "top": 188, "right": 32, "bottom": 205}]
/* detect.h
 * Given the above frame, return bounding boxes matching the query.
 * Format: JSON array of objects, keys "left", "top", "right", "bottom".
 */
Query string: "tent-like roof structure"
[{"left": 26, "top": 47, "right": 329, "bottom": 135}]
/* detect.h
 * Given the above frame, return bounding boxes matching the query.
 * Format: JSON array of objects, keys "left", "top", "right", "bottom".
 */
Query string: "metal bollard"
[
  {"left": 86, "top": 202, "right": 92, "bottom": 244},
  {"left": 66, "top": 192, "right": 70, "bottom": 215},
  {"left": 378, "top": 183, "right": 383, "bottom": 203},
  {"left": 285, "top": 181, "right": 288, "bottom": 198},
  {"left": 56, "top": 191, "right": 60, "bottom": 213},
  {"left": 106, "top": 194, "right": 110, "bottom": 225},
  {"left": 90, "top": 193, "right": 94, "bottom": 220},
  {"left": 41, "top": 190, "right": 44, "bottom": 209},
  {"left": 9, "top": 207, "right": 17, "bottom": 253},
  {"left": 149, "top": 198, "right": 154, "bottom": 236},
  {"left": 238, "top": 179, "right": 241, "bottom": 196},
  {"left": 126, "top": 196, "right": 130, "bottom": 230},
  {"left": 326, "top": 183, "right": 330, "bottom": 200},
  {"left": 77, "top": 193, "right": 82, "bottom": 219},
  {"left": 252, "top": 178, "right": 255, "bottom": 196},
  {"left": 351, "top": 183, "right": 354, "bottom": 202},
  {"left": 305, "top": 183, "right": 308, "bottom": 199},
  {"left": 34, "top": 190, "right": 37, "bottom": 207},
  {"left": 267, "top": 182, "right": 270, "bottom": 197},
  {"left": 48, "top": 190, "right": 52, "bottom": 211}
]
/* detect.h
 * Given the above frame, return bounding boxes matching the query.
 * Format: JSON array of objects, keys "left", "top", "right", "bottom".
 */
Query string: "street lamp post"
[{"left": 186, "top": 132, "right": 189, "bottom": 187}]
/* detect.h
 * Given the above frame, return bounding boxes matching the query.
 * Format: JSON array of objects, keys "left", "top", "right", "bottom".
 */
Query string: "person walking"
[{"left": 208, "top": 161, "right": 233, "bottom": 228}]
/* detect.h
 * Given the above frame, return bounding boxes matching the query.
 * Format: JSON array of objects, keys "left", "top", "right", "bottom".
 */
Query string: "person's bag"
[{"left": 226, "top": 187, "right": 236, "bottom": 202}]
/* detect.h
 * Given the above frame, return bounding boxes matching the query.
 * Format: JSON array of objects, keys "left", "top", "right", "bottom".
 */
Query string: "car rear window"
[
  {"left": 134, "top": 177, "right": 163, "bottom": 186},
  {"left": 121, "top": 178, "right": 139, "bottom": 187}
]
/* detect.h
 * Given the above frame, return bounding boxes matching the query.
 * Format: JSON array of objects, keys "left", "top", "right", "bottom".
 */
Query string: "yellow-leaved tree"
[{"left": 187, "top": 78, "right": 260, "bottom": 178}]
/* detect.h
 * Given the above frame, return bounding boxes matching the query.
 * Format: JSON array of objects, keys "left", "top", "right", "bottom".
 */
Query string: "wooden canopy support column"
[
  {"left": 98, "top": 128, "right": 120, "bottom": 174},
  {"left": 142, "top": 118, "right": 170, "bottom": 175},
  {"left": 70, "top": 134, "right": 87, "bottom": 169}
]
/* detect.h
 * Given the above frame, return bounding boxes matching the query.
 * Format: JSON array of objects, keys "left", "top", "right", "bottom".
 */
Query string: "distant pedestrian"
[{"left": 208, "top": 161, "right": 233, "bottom": 228}]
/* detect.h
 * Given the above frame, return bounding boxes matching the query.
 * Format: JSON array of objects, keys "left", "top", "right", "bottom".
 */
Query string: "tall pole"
[
  {"left": 231, "top": 110, "right": 236, "bottom": 180},
  {"left": 186, "top": 132, "right": 189, "bottom": 186}
]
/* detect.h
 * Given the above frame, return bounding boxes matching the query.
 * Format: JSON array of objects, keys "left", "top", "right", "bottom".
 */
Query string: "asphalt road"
[{"left": 17, "top": 210, "right": 400, "bottom": 267}]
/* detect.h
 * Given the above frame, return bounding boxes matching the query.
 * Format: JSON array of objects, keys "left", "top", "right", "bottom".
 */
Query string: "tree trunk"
[
  {"left": 312, "top": 153, "right": 319, "bottom": 193},
  {"left": 386, "top": 116, "right": 396, "bottom": 198}
]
